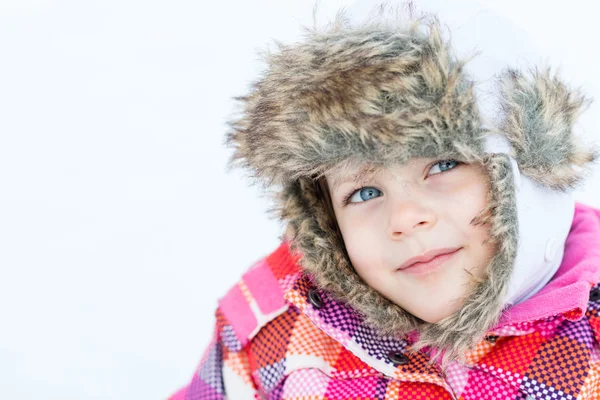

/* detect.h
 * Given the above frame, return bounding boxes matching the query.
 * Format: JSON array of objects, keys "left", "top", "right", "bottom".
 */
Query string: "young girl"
[{"left": 170, "top": 4, "right": 600, "bottom": 399}]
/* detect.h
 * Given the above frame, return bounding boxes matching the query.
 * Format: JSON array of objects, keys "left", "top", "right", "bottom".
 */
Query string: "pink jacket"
[{"left": 170, "top": 202, "right": 600, "bottom": 399}]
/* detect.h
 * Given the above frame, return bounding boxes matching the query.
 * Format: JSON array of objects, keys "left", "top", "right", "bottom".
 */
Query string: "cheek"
[
  {"left": 468, "top": 183, "right": 489, "bottom": 211},
  {"left": 337, "top": 211, "right": 377, "bottom": 244},
  {"left": 337, "top": 217, "right": 383, "bottom": 275},
  {"left": 341, "top": 224, "right": 375, "bottom": 260},
  {"left": 468, "top": 165, "right": 491, "bottom": 207},
  {"left": 450, "top": 169, "right": 491, "bottom": 226}
]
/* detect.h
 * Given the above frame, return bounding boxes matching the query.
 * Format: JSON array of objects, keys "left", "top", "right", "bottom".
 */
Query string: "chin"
[
  {"left": 414, "top": 306, "right": 456, "bottom": 323},
  {"left": 419, "top": 314, "right": 445, "bottom": 324}
]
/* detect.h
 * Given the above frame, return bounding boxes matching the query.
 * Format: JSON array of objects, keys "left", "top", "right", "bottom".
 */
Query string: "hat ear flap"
[{"left": 495, "top": 66, "right": 598, "bottom": 191}]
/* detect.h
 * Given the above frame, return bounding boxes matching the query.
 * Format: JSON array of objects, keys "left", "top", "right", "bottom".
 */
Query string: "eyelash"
[{"left": 341, "top": 159, "right": 464, "bottom": 206}]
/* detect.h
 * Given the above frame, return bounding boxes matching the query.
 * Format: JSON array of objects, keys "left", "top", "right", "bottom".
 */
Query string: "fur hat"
[{"left": 224, "top": 4, "right": 598, "bottom": 365}]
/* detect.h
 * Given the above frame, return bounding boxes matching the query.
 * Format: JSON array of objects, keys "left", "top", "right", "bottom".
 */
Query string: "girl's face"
[{"left": 325, "top": 158, "right": 498, "bottom": 323}]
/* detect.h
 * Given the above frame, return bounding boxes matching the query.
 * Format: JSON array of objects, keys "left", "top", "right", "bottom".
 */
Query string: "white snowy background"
[{"left": 1, "top": 0, "right": 598, "bottom": 398}]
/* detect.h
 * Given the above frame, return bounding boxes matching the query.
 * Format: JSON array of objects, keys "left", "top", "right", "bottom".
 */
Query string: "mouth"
[{"left": 397, "top": 247, "right": 462, "bottom": 276}]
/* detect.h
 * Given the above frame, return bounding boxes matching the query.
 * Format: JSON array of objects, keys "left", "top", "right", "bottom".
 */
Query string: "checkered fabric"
[{"left": 169, "top": 204, "right": 600, "bottom": 400}]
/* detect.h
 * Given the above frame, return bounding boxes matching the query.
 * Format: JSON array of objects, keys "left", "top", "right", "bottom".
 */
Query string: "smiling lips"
[{"left": 397, "top": 247, "right": 462, "bottom": 275}]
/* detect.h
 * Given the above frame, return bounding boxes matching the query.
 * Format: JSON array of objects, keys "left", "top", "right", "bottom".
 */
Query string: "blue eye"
[
  {"left": 429, "top": 160, "right": 460, "bottom": 175},
  {"left": 342, "top": 159, "right": 462, "bottom": 206},
  {"left": 345, "top": 187, "right": 382, "bottom": 205}
]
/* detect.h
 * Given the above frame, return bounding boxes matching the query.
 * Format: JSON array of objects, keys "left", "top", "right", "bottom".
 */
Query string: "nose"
[{"left": 388, "top": 195, "right": 437, "bottom": 239}]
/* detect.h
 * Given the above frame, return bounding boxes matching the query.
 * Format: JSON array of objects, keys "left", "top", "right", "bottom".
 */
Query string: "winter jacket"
[{"left": 169, "top": 201, "right": 600, "bottom": 400}]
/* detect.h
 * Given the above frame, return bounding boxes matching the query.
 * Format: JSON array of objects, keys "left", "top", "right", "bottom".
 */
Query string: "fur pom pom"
[{"left": 496, "top": 66, "right": 598, "bottom": 191}]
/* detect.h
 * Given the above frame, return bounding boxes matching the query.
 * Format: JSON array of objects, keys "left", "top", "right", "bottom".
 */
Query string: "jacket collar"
[
  {"left": 281, "top": 202, "right": 600, "bottom": 379},
  {"left": 495, "top": 202, "right": 600, "bottom": 328}
]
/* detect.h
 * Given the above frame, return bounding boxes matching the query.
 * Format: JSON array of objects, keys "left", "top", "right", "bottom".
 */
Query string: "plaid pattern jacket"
[{"left": 170, "top": 203, "right": 600, "bottom": 400}]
